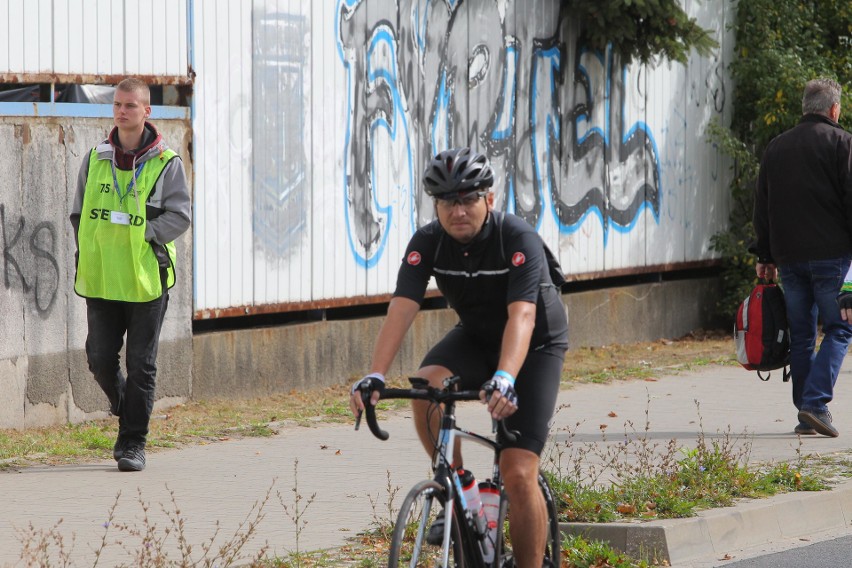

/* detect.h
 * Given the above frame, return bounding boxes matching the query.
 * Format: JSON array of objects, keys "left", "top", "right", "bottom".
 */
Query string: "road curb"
[{"left": 559, "top": 478, "right": 852, "bottom": 565}]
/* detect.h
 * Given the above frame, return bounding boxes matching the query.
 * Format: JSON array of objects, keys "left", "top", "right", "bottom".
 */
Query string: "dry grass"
[
  {"left": 562, "top": 329, "right": 734, "bottom": 384},
  {"left": 0, "top": 329, "right": 734, "bottom": 469}
]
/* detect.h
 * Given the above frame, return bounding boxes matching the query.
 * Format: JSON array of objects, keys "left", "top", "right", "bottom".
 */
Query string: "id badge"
[{"left": 110, "top": 211, "right": 131, "bottom": 225}]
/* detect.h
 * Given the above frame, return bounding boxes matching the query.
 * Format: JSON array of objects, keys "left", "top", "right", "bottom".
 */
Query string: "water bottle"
[
  {"left": 478, "top": 480, "right": 500, "bottom": 563},
  {"left": 458, "top": 468, "right": 487, "bottom": 537}
]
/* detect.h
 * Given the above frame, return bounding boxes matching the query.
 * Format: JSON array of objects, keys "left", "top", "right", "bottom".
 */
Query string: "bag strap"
[{"left": 757, "top": 365, "right": 791, "bottom": 382}]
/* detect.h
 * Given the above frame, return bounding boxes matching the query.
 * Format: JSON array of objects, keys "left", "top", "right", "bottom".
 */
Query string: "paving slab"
[{"left": 2, "top": 361, "right": 852, "bottom": 566}]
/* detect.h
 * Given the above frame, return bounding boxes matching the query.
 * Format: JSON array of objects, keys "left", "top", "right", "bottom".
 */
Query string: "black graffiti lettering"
[
  {"left": 1, "top": 203, "right": 29, "bottom": 292},
  {"left": 338, "top": 0, "right": 722, "bottom": 262},
  {"left": 1, "top": 203, "right": 60, "bottom": 315},
  {"left": 30, "top": 222, "right": 59, "bottom": 315}
]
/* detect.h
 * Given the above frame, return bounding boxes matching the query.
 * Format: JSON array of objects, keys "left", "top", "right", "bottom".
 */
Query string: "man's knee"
[
  {"left": 500, "top": 449, "right": 539, "bottom": 496},
  {"left": 86, "top": 348, "right": 118, "bottom": 376}
]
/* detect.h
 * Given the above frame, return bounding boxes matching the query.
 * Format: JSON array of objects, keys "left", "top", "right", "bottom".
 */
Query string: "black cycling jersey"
[{"left": 394, "top": 211, "right": 569, "bottom": 349}]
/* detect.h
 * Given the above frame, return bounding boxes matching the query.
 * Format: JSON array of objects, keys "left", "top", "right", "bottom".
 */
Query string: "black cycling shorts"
[{"left": 419, "top": 326, "right": 565, "bottom": 455}]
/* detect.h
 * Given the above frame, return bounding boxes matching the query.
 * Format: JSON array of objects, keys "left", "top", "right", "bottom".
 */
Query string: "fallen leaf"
[
  {"left": 719, "top": 554, "right": 732, "bottom": 560},
  {"left": 599, "top": 424, "right": 608, "bottom": 430},
  {"left": 616, "top": 502, "right": 635, "bottom": 514},
  {"left": 608, "top": 411, "right": 618, "bottom": 417},
  {"left": 320, "top": 444, "right": 328, "bottom": 450},
  {"left": 644, "top": 377, "right": 658, "bottom": 382},
  {"left": 335, "top": 449, "right": 342, "bottom": 455}
]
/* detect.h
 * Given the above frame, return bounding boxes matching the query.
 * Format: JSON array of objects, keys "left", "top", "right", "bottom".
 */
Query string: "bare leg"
[
  {"left": 411, "top": 365, "right": 462, "bottom": 467},
  {"left": 501, "top": 448, "right": 546, "bottom": 568}
]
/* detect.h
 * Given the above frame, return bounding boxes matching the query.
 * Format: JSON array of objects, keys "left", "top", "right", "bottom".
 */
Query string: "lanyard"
[{"left": 111, "top": 160, "right": 146, "bottom": 205}]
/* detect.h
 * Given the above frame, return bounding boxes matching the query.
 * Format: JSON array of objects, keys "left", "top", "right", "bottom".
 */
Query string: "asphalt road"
[{"left": 703, "top": 532, "right": 852, "bottom": 567}]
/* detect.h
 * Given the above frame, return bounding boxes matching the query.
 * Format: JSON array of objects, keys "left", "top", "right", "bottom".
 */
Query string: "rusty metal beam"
[
  {"left": 0, "top": 72, "right": 194, "bottom": 86},
  {"left": 192, "top": 260, "right": 722, "bottom": 321}
]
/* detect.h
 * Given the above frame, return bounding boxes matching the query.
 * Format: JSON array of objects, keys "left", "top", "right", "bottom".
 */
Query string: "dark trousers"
[{"left": 85, "top": 288, "right": 169, "bottom": 446}]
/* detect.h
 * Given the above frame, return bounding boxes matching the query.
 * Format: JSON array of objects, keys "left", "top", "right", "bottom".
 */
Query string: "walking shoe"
[
  {"left": 794, "top": 422, "right": 817, "bottom": 435},
  {"left": 112, "top": 436, "right": 128, "bottom": 461},
  {"left": 798, "top": 410, "right": 839, "bottom": 438},
  {"left": 117, "top": 444, "right": 146, "bottom": 471},
  {"left": 425, "top": 513, "right": 445, "bottom": 545}
]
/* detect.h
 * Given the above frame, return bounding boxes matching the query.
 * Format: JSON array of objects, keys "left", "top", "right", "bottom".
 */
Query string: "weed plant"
[
  {"left": 7, "top": 336, "right": 839, "bottom": 565},
  {"left": 544, "top": 399, "right": 829, "bottom": 524}
]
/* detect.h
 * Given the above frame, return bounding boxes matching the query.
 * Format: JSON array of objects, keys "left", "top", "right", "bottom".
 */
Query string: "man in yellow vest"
[{"left": 70, "top": 77, "right": 191, "bottom": 471}]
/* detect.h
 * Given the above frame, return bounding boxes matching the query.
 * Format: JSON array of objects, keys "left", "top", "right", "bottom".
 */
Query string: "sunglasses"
[{"left": 435, "top": 191, "right": 488, "bottom": 209}]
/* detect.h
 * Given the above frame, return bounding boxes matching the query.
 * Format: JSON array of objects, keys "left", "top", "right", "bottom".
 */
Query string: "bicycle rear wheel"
[
  {"left": 388, "top": 479, "right": 467, "bottom": 567},
  {"left": 492, "top": 472, "right": 561, "bottom": 567}
]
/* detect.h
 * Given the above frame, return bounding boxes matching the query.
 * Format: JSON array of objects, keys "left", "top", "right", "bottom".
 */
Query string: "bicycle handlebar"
[{"left": 357, "top": 378, "right": 518, "bottom": 443}]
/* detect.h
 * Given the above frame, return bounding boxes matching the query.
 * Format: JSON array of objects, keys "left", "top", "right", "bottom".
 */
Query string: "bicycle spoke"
[{"left": 388, "top": 480, "right": 467, "bottom": 567}]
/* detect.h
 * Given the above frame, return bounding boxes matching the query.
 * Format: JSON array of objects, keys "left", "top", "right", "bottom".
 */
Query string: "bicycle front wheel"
[{"left": 388, "top": 479, "right": 467, "bottom": 567}]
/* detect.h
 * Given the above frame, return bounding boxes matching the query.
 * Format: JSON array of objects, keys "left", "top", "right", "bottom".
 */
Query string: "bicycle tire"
[
  {"left": 388, "top": 479, "right": 467, "bottom": 567},
  {"left": 492, "top": 472, "right": 561, "bottom": 567}
]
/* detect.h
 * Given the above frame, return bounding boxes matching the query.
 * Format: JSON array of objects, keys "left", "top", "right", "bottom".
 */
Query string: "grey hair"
[{"left": 802, "top": 78, "right": 841, "bottom": 116}]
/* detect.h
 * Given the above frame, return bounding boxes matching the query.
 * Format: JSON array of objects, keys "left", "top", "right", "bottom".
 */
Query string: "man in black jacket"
[{"left": 753, "top": 78, "right": 852, "bottom": 437}]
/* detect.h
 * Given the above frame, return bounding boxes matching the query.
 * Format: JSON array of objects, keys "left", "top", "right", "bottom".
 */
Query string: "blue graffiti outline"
[
  {"left": 492, "top": 44, "right": 517, "bottom": 141},
  {"left": 412, "top": 0, "right": 433, "bottom": 53},
  {"left": 531, "top": 45, "right": 610, "bottom": 236},
  {"left": 530, "top": 44, "right": 562, "bottom": 232},
  {"left": 336, "top": 1, "right": 414, "bottom": 268},
  {"left": 611, "top": 64, "right": 662, "bottom": 233},
  {"left": 574, "top": 47, "right": 608, "bottom": 146},
  {"left": 367, "top": 26, "right": 417, "bottom": 248},
  {"left": 534, "top": 43, "right": 661, "bottom": 243},
  {"left": 431, "top": 68, "right": 452, "bottom": 155},
  {"left": 496, "top": 43, "right": 518, "bottom": 215},
  {"left": 336, "top": 0, "right": 366, "bottom": 267}
]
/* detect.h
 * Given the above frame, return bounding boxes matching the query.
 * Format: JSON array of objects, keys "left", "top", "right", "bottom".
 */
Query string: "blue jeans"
[{"left": 780, "top": 257, "right": 852, "bottom": 413}]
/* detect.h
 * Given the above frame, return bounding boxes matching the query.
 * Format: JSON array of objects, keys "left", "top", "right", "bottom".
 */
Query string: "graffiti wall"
[
  {"left": 0, "top": 118, "right": 194, "bottom": 429},
  {"left": 194, "top": 0, "right": 734, "bottom": 314}
]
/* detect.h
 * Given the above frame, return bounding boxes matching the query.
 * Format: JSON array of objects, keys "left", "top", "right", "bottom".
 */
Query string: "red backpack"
[{"left": 734, "top": 283, "right": 791, "bottom": 381}]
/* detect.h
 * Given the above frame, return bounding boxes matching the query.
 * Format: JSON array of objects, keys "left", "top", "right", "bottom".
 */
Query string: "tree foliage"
[
  {"left": 710, "top": 0, "right": 852, "bottom": 319},
  {"left": 565, "top": 0, "right": 718, "bottom": 64},
  {"left": 731, "top": 0, "right": 852, "bottom": 151}
]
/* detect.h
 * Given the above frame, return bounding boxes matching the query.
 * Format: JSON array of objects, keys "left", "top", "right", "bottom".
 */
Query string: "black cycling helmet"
[{"left": 423, "top": 147, "right": 494, "bottom": 197}]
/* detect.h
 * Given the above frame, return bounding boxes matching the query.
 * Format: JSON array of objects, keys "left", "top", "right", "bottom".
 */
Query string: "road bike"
[{"left": 356, "top": 376, "right": 561, "bottom": 567}]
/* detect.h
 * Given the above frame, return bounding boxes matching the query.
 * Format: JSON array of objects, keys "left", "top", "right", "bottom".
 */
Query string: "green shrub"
[{"left": 709, "top": 0, "right": 851, "bottom": 321}]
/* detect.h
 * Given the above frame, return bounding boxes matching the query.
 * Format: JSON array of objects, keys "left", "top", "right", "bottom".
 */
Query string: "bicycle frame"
[
  {"left": 430, "top": 397, "right": 502, "bottom": 567},
  {"left": 358, "top": 377, "right": 560, "bottom": 568}
]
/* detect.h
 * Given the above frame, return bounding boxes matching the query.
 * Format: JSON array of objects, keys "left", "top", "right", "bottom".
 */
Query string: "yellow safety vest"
[{"left": 74, "top": 147, "right": 178, "bottom": 302}]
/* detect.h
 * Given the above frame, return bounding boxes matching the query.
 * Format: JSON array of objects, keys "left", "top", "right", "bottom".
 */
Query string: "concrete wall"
[
  {"left": 192, "top": 277, "right": 722, "bottom": 398},
  {"left": 0, "top": 116, "right": 193, "bottom": 429}
]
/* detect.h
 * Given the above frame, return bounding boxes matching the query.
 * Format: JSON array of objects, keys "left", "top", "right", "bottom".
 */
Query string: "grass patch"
[
  {"left": 3, "top": 330, "right": 840, "bottom": 566},
  {"left": 0, "top": 332, "right": 733, "bottom": 467},
  {"left": 562, "top": 533, "right": 653, "bottom": 568},
  {"left": 562, "top": 331, "right": 735, "bottom": 386}
]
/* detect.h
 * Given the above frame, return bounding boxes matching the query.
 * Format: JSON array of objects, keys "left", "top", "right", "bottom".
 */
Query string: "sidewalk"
[{"left": 2, "top": 361, "right": 852, "bottom": 566}]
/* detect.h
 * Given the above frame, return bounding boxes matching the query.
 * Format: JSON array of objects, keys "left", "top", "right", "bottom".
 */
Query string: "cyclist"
[{"left": 350, "top": 147, "right": 568, "bottom": 567}]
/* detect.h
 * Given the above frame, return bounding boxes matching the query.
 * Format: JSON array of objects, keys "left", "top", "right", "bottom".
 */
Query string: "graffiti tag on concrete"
[{"left": 1, "top": 204, "right": 59, "bottom": 315}]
